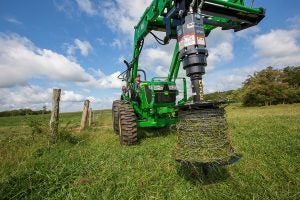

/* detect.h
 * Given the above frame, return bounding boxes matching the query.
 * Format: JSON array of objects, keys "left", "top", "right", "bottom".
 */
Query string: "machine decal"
[
  {"left": 178, "top": 33, "right": 197, "bottom": 50},
  {"left": 197, "top": 35, "right": 206, "bottom": 46}
]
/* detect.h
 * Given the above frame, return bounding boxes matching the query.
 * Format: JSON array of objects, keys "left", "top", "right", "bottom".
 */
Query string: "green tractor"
[{"left": 112, "top": 0, "right": 265, "bottom": 165}]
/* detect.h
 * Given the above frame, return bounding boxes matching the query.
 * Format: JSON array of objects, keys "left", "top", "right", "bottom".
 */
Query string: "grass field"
[{"left": 0, "top": 104, "right": 299, "bottom": 199}]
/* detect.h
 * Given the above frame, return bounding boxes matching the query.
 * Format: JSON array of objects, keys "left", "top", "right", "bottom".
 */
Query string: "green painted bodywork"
[
  {"left": 122, "top": 0, "right": 265, "bottom": 128},
  {"left": 122, "top": 77, "right": 187, "bottom": 128}
]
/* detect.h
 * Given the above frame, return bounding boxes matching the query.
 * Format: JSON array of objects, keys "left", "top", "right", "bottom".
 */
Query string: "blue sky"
[{"left": 0, "top": 0, "right": 300, "bottom": 111}]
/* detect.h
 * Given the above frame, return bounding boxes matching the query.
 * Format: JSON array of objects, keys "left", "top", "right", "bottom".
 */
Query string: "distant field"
[{"left": 0, "top": 104, "right": 299, "bottom": 199}]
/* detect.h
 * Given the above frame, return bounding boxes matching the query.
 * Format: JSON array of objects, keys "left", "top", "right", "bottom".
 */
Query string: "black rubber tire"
[
  {"left": 118, "top": 103, "right": 138, "bottom": 145},
  {"left": 112, "top": 100, "right": 121, "bottom": 134}
]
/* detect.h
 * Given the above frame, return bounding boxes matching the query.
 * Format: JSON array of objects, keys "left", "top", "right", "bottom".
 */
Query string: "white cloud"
[
  {"left": 83, "top": 69, "right": 123, "bottom": 89},
  {"left": 206, "top": 28, "right": 234, "bottom": 70},
  {"left": 111, "top": 38, "right": 123, "bottom": 49},
  {"left": 139, "top": 41, "right": 174, "bottom": 77},
  {"left": 0, "top": 85, "right": 51, "bottom": 111},
  {"left": 76, "top": 0, "right": 96, "bottom": 16},
  {"left": 155, "top": 66, "right": 169, "bottom": 77},
  {"left": 236, "top": 26, "right": 260, "bottom": 39},
  {"left": 145, "top": 48, "right": 170, "bottom": 64},
  {"left": 96, "top": 38, "right": 106, "bottom": 46},
  {"left": 67, "top": 38, "right": 93, "bottom": 57},
  {"left": 102, "top": 0, "right": 152, "bottom": 37},
  {"left": 53, "top": 0, "right": 77, "bottom": 17},
  {"left": 75, "top": 39, "right": 92, "bottom": 56},
  {"left": 86, "top": 95, "right": 115, "bottom": 104},
  {"left": 8, "top": 86, "right": 51, "bottom": 104},
  {"left": 253, "top": 29, "right": 300, "bottom": 57},
  {"left": 203, "top": 65, "right": 260, "bottom": 93},
  {"left": 199, "top": 27, "right": 300, "bottom": 93},
  {"left": 0, "top": 33, "right": 124, "bottom": 90},
  {"left": 54, "top": 0, "right": 98, "bottom": 17},
  {"left": 0, "top": 86, "right": 87, "bottom": 106},
  {"left": 204, "top": 27, "right": 300, "bottom": 93},
  {"left": 0, "top": 33, "right": 93, "bottom": 88},
  {"left": 70, "top": 93, "right": 118, "bottom": 111},
  {"left": 253, "top": 29, "right": 300, "bottom": 66},
  {"left": 0, "top": 85, "right": 117, "bottom": 111},
  {"left": 4, "top": 16, "right": 22, "bottom": 25},
  {"left": 61, "top": 90, "right": 84, "bottom": 102},
  {"left": 286, "top": 16, "right": 300, "bottom": 28}
]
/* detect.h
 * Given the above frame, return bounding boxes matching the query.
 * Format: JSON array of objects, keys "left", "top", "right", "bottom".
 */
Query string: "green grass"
[{"left": 0, "top": 104, "right": 299, "bottom": 199}]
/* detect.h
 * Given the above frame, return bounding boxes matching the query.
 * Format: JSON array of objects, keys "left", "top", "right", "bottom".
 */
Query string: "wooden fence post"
[
  {"left": 93, "top": 111, "right": 95, "bottom": 125},
  {"left": 50, "top": 88, "right": 61, "bottom": 143},
  {"left": 80, "top": 100, "right": 90, "bottom": 131},
  {"left": 88, "top": 108, "right": 93, "bottom": 127}
]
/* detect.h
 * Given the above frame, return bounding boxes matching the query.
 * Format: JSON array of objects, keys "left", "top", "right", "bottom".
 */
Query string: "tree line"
[
  {"left": 0, "top": 107, "right": 50, "bottom": 117},
  {"left": 205, "top": 66, "right": 300, "bottom": 106}
]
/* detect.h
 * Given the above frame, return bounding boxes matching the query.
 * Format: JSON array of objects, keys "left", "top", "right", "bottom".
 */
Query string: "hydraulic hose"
[
  {"left": 197, "top": 0, "right": 205, "bottom": 14},
  {"left": 189, "top": 0, "right": 196, "bottom": 13}
]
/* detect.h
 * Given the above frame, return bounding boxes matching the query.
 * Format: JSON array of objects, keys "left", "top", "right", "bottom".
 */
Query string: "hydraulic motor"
[{"left": 177, "top": 12, "right": 208, "bottom": 103}]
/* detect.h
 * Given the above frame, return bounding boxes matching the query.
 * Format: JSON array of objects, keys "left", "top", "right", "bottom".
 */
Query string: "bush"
[{"left": 241, "top": 66, "right": 300, "bottom": 106}]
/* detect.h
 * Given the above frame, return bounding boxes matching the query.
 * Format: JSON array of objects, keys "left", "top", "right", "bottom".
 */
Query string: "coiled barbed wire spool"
[{"left": 174, "top": 104, "right": 240, "bottom": 166}]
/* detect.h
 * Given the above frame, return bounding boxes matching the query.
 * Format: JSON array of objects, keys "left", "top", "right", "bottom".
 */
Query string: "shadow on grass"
[
  {"left": 177, "top": 162, "right": 230, "bottom": 185},
  {"left": 138, "top": 126, "right": 176, "bottom": 141}
]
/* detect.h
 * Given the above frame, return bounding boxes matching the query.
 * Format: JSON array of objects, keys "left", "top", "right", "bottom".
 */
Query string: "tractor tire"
[
  {"left": 118, "top": 103, "right": 138, "bottom": 145},
  {"left": 112, "top": 100, "right": 121, "bottom": 134}
]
